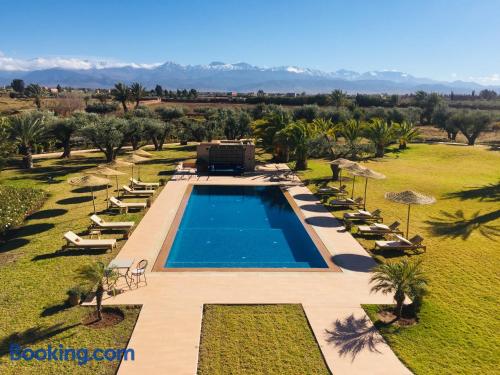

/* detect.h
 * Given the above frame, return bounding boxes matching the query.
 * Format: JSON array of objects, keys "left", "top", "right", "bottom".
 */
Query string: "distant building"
[{"left": 196, "top": 140, "right": 255, "bottom": 173}]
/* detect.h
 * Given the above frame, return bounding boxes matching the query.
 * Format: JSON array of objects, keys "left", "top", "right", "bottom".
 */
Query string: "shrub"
[
  {"left": 85, "top": 103, "right": 118, "bottom": 114},
  {"left": 0, "top": 186, "right": 47, "bottom": 238}
]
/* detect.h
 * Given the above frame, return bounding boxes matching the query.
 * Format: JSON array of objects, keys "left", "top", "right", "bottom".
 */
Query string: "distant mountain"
[{"left": 0, "top": 61, "right": 497, "bottom": 94}]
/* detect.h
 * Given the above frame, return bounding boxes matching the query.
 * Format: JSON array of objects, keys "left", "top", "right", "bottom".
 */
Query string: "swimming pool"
[{"left": 162, "top": 185, "right": 329, "bottom": 269}]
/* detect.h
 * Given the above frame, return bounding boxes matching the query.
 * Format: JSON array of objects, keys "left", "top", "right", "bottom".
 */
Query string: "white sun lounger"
[
  {"left": 374, "top": 234, "right": 426, "bottom": 252},
  {"left": 344, "top": 208, "right": 382, "bottom": 221},
  {"left": 122, "top": 185, "right": 154, "bottom": 196},
  {"left": 130, "top": 178, "right": 159, "bottom": 190},
  {"left": 90, "top": 214, "right": 134, "bottom": 236},
  {"left": 109, "top": 196, "right": 147, "bottom": 213},
  {"left": 63, "top": 231, "right": 116, "bottom": 251},
  {"left": 358, "top": 221, "right": 402, "bottom": 235}
]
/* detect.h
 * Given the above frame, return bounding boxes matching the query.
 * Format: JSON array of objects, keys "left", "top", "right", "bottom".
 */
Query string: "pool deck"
[{"left": 103, "top": 164, "right": 412, "bottom": 375}]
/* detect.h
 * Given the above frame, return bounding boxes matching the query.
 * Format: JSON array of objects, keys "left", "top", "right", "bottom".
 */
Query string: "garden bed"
[
  {"left": 197, "top": 304, "right": 330, "bottom": 375},
  {"left": 0, "top": 185, "right": 47, "bottom": 239}
]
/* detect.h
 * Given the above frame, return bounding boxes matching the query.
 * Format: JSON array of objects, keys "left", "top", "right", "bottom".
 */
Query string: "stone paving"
[{"left": 101, "top": 165, "right": 412, "bottom": 374}]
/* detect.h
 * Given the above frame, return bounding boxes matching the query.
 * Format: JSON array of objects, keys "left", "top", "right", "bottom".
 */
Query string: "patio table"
[{"left": 106, "top": 258, "right": 134, "bottom": 290}]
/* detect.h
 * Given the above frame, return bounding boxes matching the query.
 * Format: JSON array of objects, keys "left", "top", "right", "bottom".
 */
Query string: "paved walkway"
[{"left": 101, "top": 165, "right": 411, "bottom": 375}]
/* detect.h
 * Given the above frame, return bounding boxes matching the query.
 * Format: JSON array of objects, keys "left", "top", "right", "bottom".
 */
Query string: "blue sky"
[{"left": 1, "top": 0, "right": 499, "bottom": 83}]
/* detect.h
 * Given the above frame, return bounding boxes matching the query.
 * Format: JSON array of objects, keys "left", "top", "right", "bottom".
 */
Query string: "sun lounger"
[
  {"left": 90, "top": 214, "right": 134, "bottom": 237},
  {"left": 122, "top": 185, "right": 154, "bottom": 197},
  {"left": 62, "top": 231, "right": 116, "bottom": 251},
  {"left": 358, "top": 221, "right": 402, "bottom": 235},
  {"left": 109, "top": 196, "right": 146, "bottom": 213},
  {"left": 329, "top": 197, "right": 363, "bottom": 208},
  {"left": 374, "top": 234, "right": 426, "bottom": 252},
  {"left": 130, "top": 178, "right": 159, "bottom": 190},
  {"left": 344, "top": 208, "right": 382, "bottom": 221}
]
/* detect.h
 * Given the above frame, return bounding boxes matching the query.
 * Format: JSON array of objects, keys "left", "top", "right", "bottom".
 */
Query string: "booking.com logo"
[{"left": 10, "top": 343, "right": 134, "bottom": 366}]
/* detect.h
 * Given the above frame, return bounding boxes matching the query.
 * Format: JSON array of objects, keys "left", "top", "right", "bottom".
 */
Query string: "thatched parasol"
[
  {"left": 85, "top": 167, "right": 125, "bottom": 204},
  {"left": 351, "top": 167, "right": 386, "bottom": 210},
  {"left": 385, "top": 190, "right": 436, "bottom": 237},
  {"left": 343, "top": 163, "right": 366, "bottom": 199},
  {"left": 68, "top": 175, "right": 110, "bottom": 214},
  {"left": 329, "top": 158, "right": 359, "bottom": 187},
  {"left": 130, "top": 149, "right": 153, "bottom": 158},
  {"left": 121, "top": 154, "right": 149, "bottom": 180}
]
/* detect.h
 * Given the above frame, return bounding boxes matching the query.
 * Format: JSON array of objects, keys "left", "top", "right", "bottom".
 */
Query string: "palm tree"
[
  {"left": 130, "top": 82, "right": 146, "bottom": 109},
  {"left": 312, "top": 117, "right": 338, "bottom": 158},
  {"left": 25, "top": 84, "right": 44, "bottom": 109},
  {"left": 9, "top": 112, "right": 48, "bottom": 168},
  {"left": 340, "top": 119, "right": 363, "bottom": 158},
  {"left": 370, "top": 259, "right": 428, "bottom": 319},
  {"left": 396, "top": 121, "right": 420, "bottom": 149},
  {"left": 364, "top": 119, "right": 396, "bottom": 157},
  {"left": 330, "top": 89, "right": 347, "bottom": 108},
  {"left": 77, "top": 262, "right": 117, "bottom": 321},
  {"left": 276, "top": 120, "right": 317, "bottom": 170},
  {"left": 112, "top": 83, "right": 130, "bottom": 112}
]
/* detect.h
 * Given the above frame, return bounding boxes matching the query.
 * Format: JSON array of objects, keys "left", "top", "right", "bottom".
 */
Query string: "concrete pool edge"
[{"left": 152, "top": 183, "right": 341, "bottom": 273}]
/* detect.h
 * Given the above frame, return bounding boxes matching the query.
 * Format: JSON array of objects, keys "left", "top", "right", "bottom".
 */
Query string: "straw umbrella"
[
  {"left": 68, "top": 175, "right": 110, "bottom": 214},
  {"left": 385, "top": 190, "right": 436, "bottom": 238},
  {"left": 344, "top": 163, "right": 366, "bottom": 199},
  {"left": 122, "top": 154, "right": 149, "bottom": 180},
  {"left": 351, "top": 167, "right": 386, "bottom": 210},
  {"left": 85, "top": 167, "right": 125, "bottom": 205},
  {"left": 329, "top": 158, "right": 358, "bottom": 187}
]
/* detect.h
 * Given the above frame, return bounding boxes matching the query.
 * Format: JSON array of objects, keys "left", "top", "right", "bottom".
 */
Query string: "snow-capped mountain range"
[{"left": 0, "top": 60, "right": 497, "bottom": 94}]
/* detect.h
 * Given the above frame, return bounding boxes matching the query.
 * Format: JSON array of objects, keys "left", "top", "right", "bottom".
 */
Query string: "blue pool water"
[{"left": 165, "top": 185, "right": 328, "bottom": 268}]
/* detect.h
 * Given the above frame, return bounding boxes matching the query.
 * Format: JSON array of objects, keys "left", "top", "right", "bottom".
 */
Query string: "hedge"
[{"left": 0, "top": 186, "right": 47, "bottom": 238}]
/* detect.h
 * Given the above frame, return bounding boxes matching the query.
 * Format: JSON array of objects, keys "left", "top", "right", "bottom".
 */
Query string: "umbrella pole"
[
  {"left": 339, "top": 170, "right": 342, "bottom": 188},
  {"left": 138, "top": 165, "right": 141, "bottom": 181},
  {"left": 406, "top": 204, "right": 411, "bottom": 238},
  {"left": 351, "top": 175, "right": 356, "bottom": 199},
  {"left": 91, "top": 187, "right": 96, "bottom": 214},
  {"left": 115, "top": 176, "right": 119, "bottom": 193},
  {"left": 106, "top": 184, "right": 109, "bottom": 209},
  {"left": 363, "top": 178, "right": 368, "bottom": 210},
  {"left": 132, "top": 165, "right": 134, "bottom": 180}
]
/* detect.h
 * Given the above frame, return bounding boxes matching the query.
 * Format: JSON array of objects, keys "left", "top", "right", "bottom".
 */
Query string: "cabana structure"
[{"left": 196, "top": 140, "right": 255, "bottom": 174}]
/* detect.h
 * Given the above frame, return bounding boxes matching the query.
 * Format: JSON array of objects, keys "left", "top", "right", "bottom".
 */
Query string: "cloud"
[{"left": 0, "top": 52, "right": 161, "bottom": 71}]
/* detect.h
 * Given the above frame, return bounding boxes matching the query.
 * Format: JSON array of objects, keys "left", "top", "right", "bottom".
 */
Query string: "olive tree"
[
  {"left": 81, "top": 116, "right": 128, "bottom": 162},
  {"left": 447, "top": 110, "right": 493, "bottom": 145}
]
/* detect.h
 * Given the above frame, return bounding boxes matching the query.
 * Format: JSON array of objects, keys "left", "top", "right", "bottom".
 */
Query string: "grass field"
[
  {"left": 296, "top": 144, "right": 499, "bottom": 375},
  {"left": 197, "top": 304, "right": 330, "bottom": 375},
  {"left": 0, "top": 144, "right": 196, "bottom": 374}
]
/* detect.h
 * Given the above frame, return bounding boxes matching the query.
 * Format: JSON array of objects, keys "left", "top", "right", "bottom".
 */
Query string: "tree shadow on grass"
[
  {"left": 444, "top": 182, "right": 500, "bottom": 202},
  {"left": 27, "top": 209, "right": 68, "bottom": 220},
  {"left": 0, "top": 238, "right": 30, "bottom": 254},
  {"left": 9, "top": 223, "right": 55, "bottom": 239},
  {"left": 71, "top": 185, "right": 109, "bottom": 194},
  {"left": 56, "top": 196, "right": 93, "bottom": 205},
  {"left": 40, "top": 303, "right": 71, "bottom": 318},
  {"left": 425, "top": 209, "right": 500, "bottom": 240},
  {"left": 325, "top": 314, "right": 385, "bottom": 360},
  {"left": 32, "top": 248, "right": 108, "bottom": 261},
  {"left": 0, "top": 323, "right": 80, "bottom": 356},
  {"left": 7, "top": 165, "right": 91, "bottom": 184}
]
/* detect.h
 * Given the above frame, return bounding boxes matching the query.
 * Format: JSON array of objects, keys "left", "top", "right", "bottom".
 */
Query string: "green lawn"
[
  {"left": 198, "top": 304, "right": 330, "bottom": 375},
  {"left": 295, "top": 144, "right": 499, "bottom": 375},
  {"left": 0, "top": 144, "right": 196, "bottom": 374}
]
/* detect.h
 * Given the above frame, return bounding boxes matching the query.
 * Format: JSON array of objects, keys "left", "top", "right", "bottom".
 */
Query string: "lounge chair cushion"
[
  {"left": 394, "top": 235, "right": 413, "bottom": 246},
  {"left": 373, "top": 223, "right": 389, "bottom": 230},
  {"left": 358, "top": 209, "right": 370, "bottom": 216}
]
